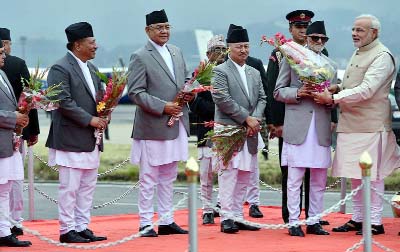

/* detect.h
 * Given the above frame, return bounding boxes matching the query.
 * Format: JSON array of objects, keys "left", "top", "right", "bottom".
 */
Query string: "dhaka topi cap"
[
  {"left": 306, "top": 21, "right": 327, "bottom": 37},
  {"left": 0, "top": 28, "right": 11, "bottom": 41},
  {"left": 146, "top": 9, "right": 168, "bottom": 26},
  {"left": 207, "top": 34, "right": 226, "bottom": 52},
  {"left": 227, "top": 24, "right": 243, "bottom": 38},
  {"left": 65, "top": 22, "right": 94, "bottom": 43},
  {"left": 286, "top": 10, "right": 314, "bottom": 24},
  {"left": 226, "top": 28, "right": 249, "bottom": 43}
]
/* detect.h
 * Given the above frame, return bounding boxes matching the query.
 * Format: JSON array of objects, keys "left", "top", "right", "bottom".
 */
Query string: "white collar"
[
  {"left": 68, "top": 50, "right": 88, "bottom": 66},
  {"left": 149, "top": 39, "right": 168, "bottom": 51},
  {"left": 229, "top": 56, "right": 246, "bottom": 70}
]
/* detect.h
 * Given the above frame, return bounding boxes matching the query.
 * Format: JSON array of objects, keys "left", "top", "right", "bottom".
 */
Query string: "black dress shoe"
[
  {"left": 249, "top": 205, "right": 264, "bottom": 218},
  {"left": 220, "top": 219, "right": 239, "bottom": 233},
  {"left": 202, "top": 213, "right": 215, "bottom": 225},
  {"left": 158, "top": 222, "right": 188, "bottom": 235},
  {"left": 139, "top": 225, "right": 158, "bottom": 237},
  {"left": 0, "top": 234, "right": 32, "bottom": 247},
  {"left": 356, "top": 224, "right": 385, "bottom": 235},
  {"left": 78, "top": 229, "right": 107, "bottom": 242},
  {"left": 234, "top": 221, "right": 260, "bottom": 231},
  {"left": 60, "top": 230, "right": 90, "bottom": 243},
  {"left": 213, "top": 204, "right": 221, "bottom": 218},
  {"left": 288, "top": 226, "right": 305, "bottom": 237},
  {"left": 332, "top": 220, "right": 362, "bottom": 232},
  {"left": 10, "top": 226, "right": 23, "bottom": 236},
  {"left": 319, "top": 220, "right": 330, "bottom": 226},
  {"left": 306, "top": 223, "right": 330, "bottom": 235}
]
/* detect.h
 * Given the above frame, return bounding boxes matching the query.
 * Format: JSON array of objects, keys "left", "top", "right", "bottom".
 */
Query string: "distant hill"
[{"left": 13, "top": 9, "right": 399, "bottom": 70}]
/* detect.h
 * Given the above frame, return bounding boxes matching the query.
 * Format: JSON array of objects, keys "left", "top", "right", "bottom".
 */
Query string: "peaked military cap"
[{"left": 286, "top": 10, "right": 314, "bottom": 24}]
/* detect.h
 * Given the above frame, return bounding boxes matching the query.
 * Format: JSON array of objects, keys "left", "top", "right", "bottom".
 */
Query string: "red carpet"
[{"left": 6, "top": 206, "right": 400, "bottom": 252}]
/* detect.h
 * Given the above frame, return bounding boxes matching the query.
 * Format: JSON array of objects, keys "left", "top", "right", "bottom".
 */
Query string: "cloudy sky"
[{"left": 3, "top": 0, "right": 397, "bottom": 48}]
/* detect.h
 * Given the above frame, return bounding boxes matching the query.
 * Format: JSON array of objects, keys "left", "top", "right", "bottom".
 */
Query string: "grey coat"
[
  {"left": 0, "top": 70, "right": 17, "bottom": 158},
  {"left": 273, "top": 56, "right": 337, "bottom": 147},
  {"left": 212, "top": 58, "right": 267, "bottom": 154},
  {"left": 45, "top": 53, "right": 104, "bottom": 152},
  {"left": 128, "top": 41, "right": 189, "bottom": 140}
]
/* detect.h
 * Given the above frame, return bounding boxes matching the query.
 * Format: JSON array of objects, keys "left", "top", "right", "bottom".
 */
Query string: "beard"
[{"left": 309, "top": 43, "right": 325, "bottom": 53}]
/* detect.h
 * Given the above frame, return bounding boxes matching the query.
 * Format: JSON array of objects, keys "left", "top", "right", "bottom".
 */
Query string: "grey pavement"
[{"left": 23, "top": 182, "right": 395, "bottom": 221}]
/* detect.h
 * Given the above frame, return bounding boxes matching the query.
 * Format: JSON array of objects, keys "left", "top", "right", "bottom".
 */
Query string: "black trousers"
[{"left": 279, "top": 137, "right": 310, "bottom": 223}]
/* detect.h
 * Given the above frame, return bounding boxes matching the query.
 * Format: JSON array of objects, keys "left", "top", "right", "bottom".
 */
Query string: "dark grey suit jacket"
[
  {"left": 273, "top": 56, "right": 337, "bottom": 147},
  {"left": 128, "top": 41, "right": 189, "bottom": 140},
  {"left": 45, "top": 53, "right": 104, "bottom": 152},
  {"left": 212, "top": 58, "right": 267, "bottom": 154},
  {"left": 0, "top": 70, "right": 18, "bottom": 158}
]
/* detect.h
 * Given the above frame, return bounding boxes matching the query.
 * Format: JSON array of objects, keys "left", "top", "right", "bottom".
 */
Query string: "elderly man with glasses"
[
  {"left": 127, "top": 9, "right": 192, "bottom": 237},
  {"left": 189, "top": 35, "right": 226, "bottom": 225},
  {"left": 315, "top": 14, "right": 400, "bottom": 236},
  {"left": 266, "top": 10, "right": 332, "bottom": 226},
  {"left": 274, "top": 21, "right": 337, "bottom": 237}
]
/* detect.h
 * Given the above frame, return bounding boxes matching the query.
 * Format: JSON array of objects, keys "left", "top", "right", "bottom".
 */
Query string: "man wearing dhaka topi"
[
  {"left": 274, "top": 21, "right": 336, "bottom": 237},
  {"left": 212, "top": 26, "right": 266, "bottom": 234},
  {"left": 314, "top": 14, "right": 400, "bottom": 235},
  {"left": 46, "top": 22, "right": 108, "bottom": 243},
  {"left": 127, "top": 9, "right": 193, "bottom": 237}
]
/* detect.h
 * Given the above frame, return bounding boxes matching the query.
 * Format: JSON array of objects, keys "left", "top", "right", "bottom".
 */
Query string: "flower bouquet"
[
  {"left": 261, "top": 33, "right": 335, "bottom": 92},
  {"left": 201, "top": 121, "right": 247, "bottom": 169},
  {"left": 95, "top": 68, "right": 128, "bottom": 144},
  {"left": 14, "top": 66, "right": 61, "bottom": 150},
  {"left": 167, "top": 60, "right": 216, "bottom": 127}
]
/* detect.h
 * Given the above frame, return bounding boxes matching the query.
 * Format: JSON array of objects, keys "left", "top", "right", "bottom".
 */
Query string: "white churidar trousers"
[
  {"left": 198, "top": 147, "right": 214, "bottom": 214},
  {"left": 138, "top": 149, "right": 177, "bottom": 227},
  {"left": 245, "top": 166, "right": 260, "bottom": 206},
  {"left": 350, "top": 178, "right": 384, "bottom": 225},
  {"left": 0, "top": 182, "right": 12, "bottom": 237},
  {"left": 218, "top": 169, "right": 251, "bottom": 221},
  {"left": 58, "top": 166, "right": 98, "bottom": 235},
  {"left": 287, "top": 167, "right": 327, "bottom": 225}
]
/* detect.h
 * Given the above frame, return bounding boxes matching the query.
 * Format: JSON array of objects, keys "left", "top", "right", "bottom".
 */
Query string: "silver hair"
[{"left": 355, "top": 14, "right": 381, "bottom": 35}]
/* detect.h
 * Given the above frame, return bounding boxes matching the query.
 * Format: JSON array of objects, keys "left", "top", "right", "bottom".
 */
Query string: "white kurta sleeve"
[{"left": 333, "top": 53, "right": 394, "bottom": 104}]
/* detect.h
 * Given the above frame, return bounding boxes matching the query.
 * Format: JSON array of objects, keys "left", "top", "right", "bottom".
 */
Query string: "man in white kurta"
[
  {"left": 315, "top": 15, "right": 400, "bottom": 235},
  {"left": 46, "top": 22, "right": 108, "bottom": 243},
  {"left": 274, "top": 21, "right": 335, "bottom": 237},
  {"left": 127, "top": 9, "right": 192, "bottom": 237},
  {"left": 212, "top": 27, "right": 266, "bottom": 234},
  {"left": 0, "top": 41, "right": 31, "bottom": 247}
]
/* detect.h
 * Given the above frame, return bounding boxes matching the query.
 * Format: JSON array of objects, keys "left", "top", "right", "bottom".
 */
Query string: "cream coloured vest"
[{"left": 337, "top": 39, "right": 396, "bottom": 133}]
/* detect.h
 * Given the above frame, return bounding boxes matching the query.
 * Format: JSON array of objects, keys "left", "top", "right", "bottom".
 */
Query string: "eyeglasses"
[
  {"left": 148, "top": 24, "right": 172, "bottom": 32},
  {"left": 308, "top": 35, "right": 329, "bottom": 43},
  {"left": 210, "top": 47, "right": 227, "bottom": 53}
]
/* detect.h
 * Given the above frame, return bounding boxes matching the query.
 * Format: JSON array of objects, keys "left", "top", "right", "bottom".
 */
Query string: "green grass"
[{"left": 30, "top": 141, "right": 400, "bottom": 191}]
